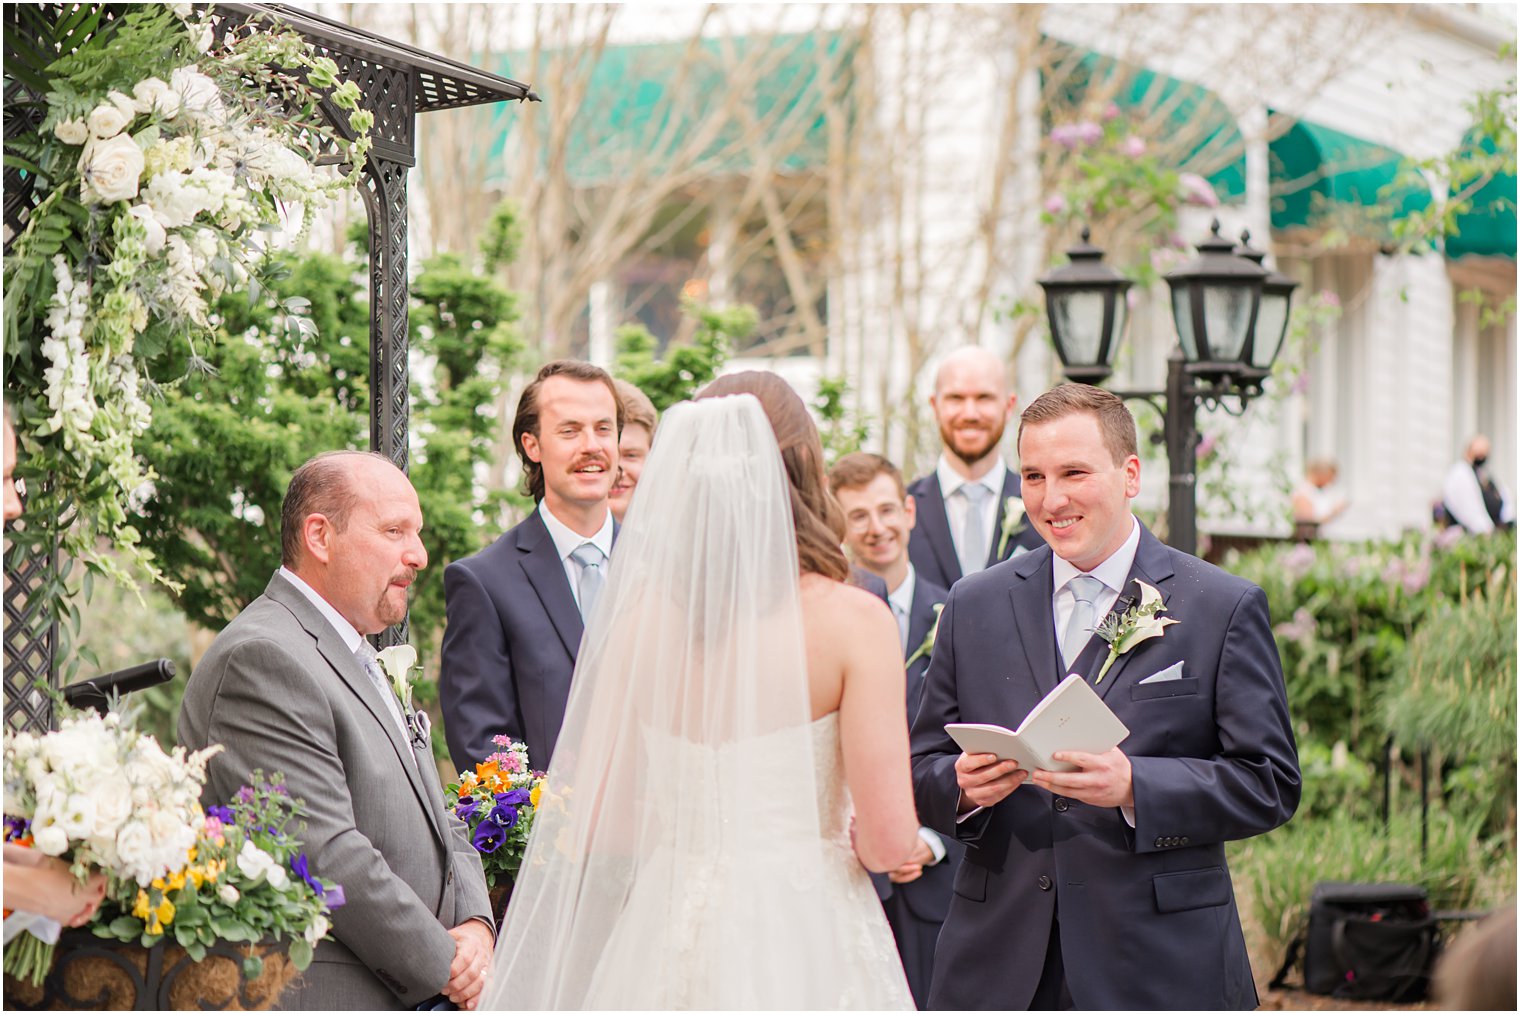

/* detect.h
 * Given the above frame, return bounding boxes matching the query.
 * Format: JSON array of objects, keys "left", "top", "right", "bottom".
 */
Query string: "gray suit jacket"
[{"left": 179, "top": 572, "right": 492, "bottom": 1010}]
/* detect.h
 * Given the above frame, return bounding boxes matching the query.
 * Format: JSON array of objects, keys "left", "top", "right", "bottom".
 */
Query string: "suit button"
[
  {"left": 447, "top": 869, "right": 455, "bottom": 884},
  {"left": 1054, "top": 797, "right": 1070, "bottom": 812},
  {"left": 1154, "top": 837, "right": 1165, "bottom": 847},
  {"left": 1037, "top": 875, "right": 1052, "bottom": 891},
  {"left": 1179, "top": 837, "right": 1189, "bottom": 846}
]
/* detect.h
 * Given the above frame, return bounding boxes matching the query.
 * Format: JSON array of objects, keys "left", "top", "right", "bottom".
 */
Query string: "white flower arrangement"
[{"left": 5, "top": 4, "right": 373, "bottom": 595}]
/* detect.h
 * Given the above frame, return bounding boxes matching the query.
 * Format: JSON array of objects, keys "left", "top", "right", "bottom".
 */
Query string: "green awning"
[
  {"left": 1446, "top": 130, "right": 1516, "bottom": 260},
  {"left": 1042, "top": 39, "right": 1246, "bottom": 202},
  {"left": 483, "top": 33, "right": 853, "bottom": 188},
  {"left": 1268, "top": 118, "right": 1432, "bottom": 233}
]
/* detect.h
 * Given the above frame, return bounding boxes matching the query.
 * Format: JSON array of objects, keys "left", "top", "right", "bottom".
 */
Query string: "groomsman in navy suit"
[
  {"left": 831, "top": 452, "right": 957, "bottom": 1010},
  {"left": 906, "top": 347, "right": 1043, "bottom": 591},
  {"left": 440, "top": 360, "right": 623, "bottom": 771},
  {"left": 911, "top": 384, "right": 1300, "bottom": 1010}
]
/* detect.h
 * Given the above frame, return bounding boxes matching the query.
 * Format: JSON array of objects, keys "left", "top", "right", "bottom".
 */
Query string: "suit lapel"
[
  {"left": 1085, "top": 524, "right": 1176, "bottom": 703},
  {"left": 265, "top": 575, "right": 447, "bottom": 846},
  {"left": 912, "top": 474, "right": 963, "bottom": 587},
  {"left": 905, "top": 578, "right": 946, "bottom": 712},
  {"left": 1007, "top": 549, "right": 1061, "bottom": 699},
  {"left": 986, "top": 471, "right": 1019, "bottom": 567},
  {"left": 516, "top": 510, "right": 585, "bottom": 658}
]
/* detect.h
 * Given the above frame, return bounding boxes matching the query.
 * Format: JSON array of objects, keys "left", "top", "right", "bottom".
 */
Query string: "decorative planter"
[
  {"left": 489, "top": 881, "right": 514, "bottom": 929},
  {"left": 3, "top": 929, "right": 298, "bottom": 1011}
]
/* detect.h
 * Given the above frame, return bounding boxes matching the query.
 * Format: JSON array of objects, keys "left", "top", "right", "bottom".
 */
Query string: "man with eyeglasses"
[{"left": 830, "top": 451, "right": 956, "bottom": 1010}]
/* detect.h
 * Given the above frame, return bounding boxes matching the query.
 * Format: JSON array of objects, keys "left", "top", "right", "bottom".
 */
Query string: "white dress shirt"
[
  {"left": 538, "top": 503, "right": 615, "bottom": 610},
  {"left": 936, "top": 455, "right": 1007, "bottom": 567},
  {"left": 1050, "top": 515, "right": 1141, "bottom": 659},
  {"left": 887, "top": 564, "right": 917, "bottom": 654}
]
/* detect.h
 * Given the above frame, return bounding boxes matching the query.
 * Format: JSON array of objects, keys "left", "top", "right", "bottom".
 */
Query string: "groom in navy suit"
[
  {"left": 440, "top": 360, "right": 623, "bottom": 771},
  {"left": 831, "top": 452, "right": 957, "bottom": 1009},
  {"left": 911, "top": 384, "right": 1299, "bottom": 1010},
  {"left": 906, "top": 347, "right": 1043, "bottom": 592}
]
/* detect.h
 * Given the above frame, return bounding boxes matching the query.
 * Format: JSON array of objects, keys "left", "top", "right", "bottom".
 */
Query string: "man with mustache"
[
  {"left": 906, "top": 347, "right": 1044, "bottom": 591},
  {"left": 180, "top": 451, "right": 495, "bottom": 1010},
  {"left": 440, "top": 360, "right": 622, "bottom": 771}
]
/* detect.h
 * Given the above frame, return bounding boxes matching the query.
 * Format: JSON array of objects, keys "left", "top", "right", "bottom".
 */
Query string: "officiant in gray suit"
[
  {"left": 439, "top": 360, "right": 623, "bottom": 771},
  {"left": 179, "top": 451, "right": 494, "bottom": 1011}
]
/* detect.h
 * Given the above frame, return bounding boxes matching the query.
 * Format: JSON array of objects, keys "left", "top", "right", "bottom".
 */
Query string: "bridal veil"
[{"left": 483, "top": 393, "right": 854, "bottom": 1009}]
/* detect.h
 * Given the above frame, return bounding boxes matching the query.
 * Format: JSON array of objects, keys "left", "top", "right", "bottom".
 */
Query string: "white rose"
[
  {"left": 127, "top": 204, "right": 166, "bottom": 255},
  {"left": 33, "top": 825, "right": 68, "bottom": 856},
  {"left": 114, "top": 820, "right": 156, "bottom": 882},
  {"left": 132, "top": 77, "right": 181, "bottom": 119},
  {"left": 218, "top": 884, "right": 240, "bottom": 905},
  {"left": 170, "top": 66, "right": 223, "bottom": 120},
  {"left": 303, "top": 914, "right": 330, "bottom": 946},
  {"left": 54, "top": 118, "right": 88, "bottom": 145},
  {"left": 87, "top": 102, "right": 130, "bottom": 139},
  {"left": 80, "top": 134, "right": 145, "bottom": 204}
]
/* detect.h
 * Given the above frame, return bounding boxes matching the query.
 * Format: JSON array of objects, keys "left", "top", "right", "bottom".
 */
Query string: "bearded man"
[{"left": 906, "top": 347, "right": 1044, "bottom": 590}]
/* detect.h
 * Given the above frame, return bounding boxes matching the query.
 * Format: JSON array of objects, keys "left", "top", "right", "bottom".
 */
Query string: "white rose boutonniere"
[
  {"left": 375, "top": 644, "right": 418, "bottom": 713},
  {"left": 996, "top": 497, "right": 1026, "bottom": 558},
  {"left": 1093, "top": 580, "right": 1178, "bottom": 684},
  {"left": 906, "top": 603, "right": 945, "bottom": 667}
]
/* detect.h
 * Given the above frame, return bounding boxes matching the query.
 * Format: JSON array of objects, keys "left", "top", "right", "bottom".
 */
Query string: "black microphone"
[{"left": 63, "top": 658, "right": 177, "bottom": 715}]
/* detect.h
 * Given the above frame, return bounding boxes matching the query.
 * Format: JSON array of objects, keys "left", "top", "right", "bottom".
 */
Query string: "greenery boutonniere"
[
  {"left": 996, "top": 497, "right": 1026, "bottom": 558},
  {"left": 1093, "top": 580, "right": 1177, "bottom": 684},
  {"left": 906, "top": 603, "right": 945, "bottom": 667},
  {"left": 375, "top": 644, "right": 418, "bottom": 712}
]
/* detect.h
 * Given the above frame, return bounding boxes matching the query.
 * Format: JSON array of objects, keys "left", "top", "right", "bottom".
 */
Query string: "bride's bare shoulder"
[{"left": 800, "top": 574, "right": 893, "bottom": 629}]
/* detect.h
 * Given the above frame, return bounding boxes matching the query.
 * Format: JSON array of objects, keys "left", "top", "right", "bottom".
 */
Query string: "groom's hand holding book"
[{"left": 951, "top": 673, "right": 1132, "bottom": 813}]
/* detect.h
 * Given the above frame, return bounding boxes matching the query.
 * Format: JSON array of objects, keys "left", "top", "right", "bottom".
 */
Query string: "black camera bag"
[{"left": 1272, "top": 881, "right": 1440, "bottom": 1002}]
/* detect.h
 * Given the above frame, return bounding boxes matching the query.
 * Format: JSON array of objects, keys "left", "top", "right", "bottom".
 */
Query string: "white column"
[{"left": 587, "top": 281, "right": 616, "bottom": 368}]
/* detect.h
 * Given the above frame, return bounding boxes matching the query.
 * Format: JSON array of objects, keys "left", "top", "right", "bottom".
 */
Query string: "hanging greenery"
[{"left": 2, "top": 4, "right": 372, "bottom": 607}]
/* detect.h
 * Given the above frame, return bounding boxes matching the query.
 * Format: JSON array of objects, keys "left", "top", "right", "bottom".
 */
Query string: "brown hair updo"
[{"left": 695, "top": 372, "right": 850, "bottom": 582}]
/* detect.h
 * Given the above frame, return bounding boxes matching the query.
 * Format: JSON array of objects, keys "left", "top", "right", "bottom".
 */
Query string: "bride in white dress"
[{"left": 483, "top": 372, "right": 920, "bottom": 1010}]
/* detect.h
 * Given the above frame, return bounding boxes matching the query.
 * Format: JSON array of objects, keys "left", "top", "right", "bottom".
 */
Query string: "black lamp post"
[
  {"left": 1234, "top": 230, "right": 1300, "bottom": 391},
  {"left": 1038, "top": 220, "right": 1281, "bottom": 557}
]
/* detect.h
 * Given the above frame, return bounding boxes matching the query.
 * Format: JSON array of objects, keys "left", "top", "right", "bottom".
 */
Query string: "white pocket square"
[{"left": 1137, "top": 661, "right": 1184, "bottom": 684}]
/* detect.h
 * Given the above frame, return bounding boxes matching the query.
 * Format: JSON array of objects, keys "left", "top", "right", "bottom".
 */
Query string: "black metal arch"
[{"left": 3, "top": 3, "right": 537, "bottom": 732}]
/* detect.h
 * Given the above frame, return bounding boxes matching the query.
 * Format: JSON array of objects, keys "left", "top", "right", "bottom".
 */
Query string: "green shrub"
[{"left": 1230, "top": 807, "right": 1516, "bottom": 968}]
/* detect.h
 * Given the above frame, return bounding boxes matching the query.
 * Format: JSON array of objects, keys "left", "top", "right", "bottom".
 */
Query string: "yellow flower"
[
  {"left": 151, "top": 876, "right": 166, "bottom": 891},
  {"left": 156, "top": 898, "right": 175, "bottom": 926},
  {"left": 188, "top": 866, "right": 206, "bottom": 889},
  {"left": 187, "top": 846, "right": 198, "bottom": 863},
  {"left": 132, "top": 891, "right": 152, "bottom": 919},
  {"left": 167, "top": 870, "right": 187, "bottom": 892},
  {"left": 530, "top": 784, "right": 542, "bottom": 809},
  {"left": 145, "top": 917, "right": 163, "bottom": 937}
]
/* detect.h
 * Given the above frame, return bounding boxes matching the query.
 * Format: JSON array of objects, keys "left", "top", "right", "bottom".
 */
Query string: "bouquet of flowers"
[
  {"left": 92, "top": 772, "right": 344, "bottom": 978},
  {"left": 2, "top": 710, "right": 220, "bottom": 984},
  {"left": 444, "top": 737, "right": 545, "bottom": 888}
]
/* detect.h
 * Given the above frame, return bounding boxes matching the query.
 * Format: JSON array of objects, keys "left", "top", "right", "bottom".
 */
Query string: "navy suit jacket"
[
  {"left": 910, "top": 523, "right": 1300, "bottom": 1010},
  {"left": 440, "top": 509, "right": 593, "bottom": 772},
  {"left": 891, "top": 572, "right": 962, "bottom": 924},
  {"left": 906, "top": 468, "right": 1044, "bottom": 590}
]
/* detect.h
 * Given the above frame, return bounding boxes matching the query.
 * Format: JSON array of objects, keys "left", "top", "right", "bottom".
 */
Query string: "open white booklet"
[{"left": 946, "top": 673, "right": 1130, "bottom": 774}]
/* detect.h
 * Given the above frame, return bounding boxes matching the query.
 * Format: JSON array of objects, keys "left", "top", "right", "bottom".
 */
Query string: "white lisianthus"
[
  {"left": 54, "top": 118, "right": 89, "bottom": 145},
  {"left": 33, "top": 825, "right": 69, "bottom": 856},
  {"left": 58, "top": 795, "right": 98, "bottom": 838},
  {"left": 87, "top": 102, "right": 130, "bottom": 140},
  {"left": 80, "top": 133, "right": 145, "bottom": 204},
  {"left": 127, "top": 204, "right": 167, "bottom": 255},
  {"left": 219, "top": 884, "right": 240, "bottom": 905}
]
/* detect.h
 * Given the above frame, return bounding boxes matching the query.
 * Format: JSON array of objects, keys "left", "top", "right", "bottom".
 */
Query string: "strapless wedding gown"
[{"left": 579, "top": 712, "right": 914, "bottom": 1010}]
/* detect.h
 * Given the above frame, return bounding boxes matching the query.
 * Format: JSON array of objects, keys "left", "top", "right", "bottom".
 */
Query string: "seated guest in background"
[
  {"left": 440, "top": 360, "right": 622, "bottom": 771},
  {"left": 609, "top": 379, "right": 658, "bottom": 524},
  {"left": 830, "top": 451, "right": 957, "bottom": 1009},
  {"left": 1434, "top": 900, "right": 1516, "bottom": 1010},
  {"left": 1442, "top": 433, "right": 1514, "bottom": 534},
  {"left": 1291, "top": 457, "right": 1349, "bottom": 541}
]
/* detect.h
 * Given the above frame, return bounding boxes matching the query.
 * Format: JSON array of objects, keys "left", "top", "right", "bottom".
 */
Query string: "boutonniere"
[
  {"left": 375, "top": 644, "right": 418, "bottom": 713},
  {"left": 1093, "top": 580, "right": 1177, "bottom": 684},
  {"left": 996, "top": 497, "right": 1026, "bottom": 557},
  {"left": 906, "top": 603, "right": 945, "bottom": 667}
]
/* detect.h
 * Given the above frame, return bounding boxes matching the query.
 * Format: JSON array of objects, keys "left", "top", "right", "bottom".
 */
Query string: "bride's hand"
[{"left": 886, "top": 838, "right": 934, "bottom": 883}]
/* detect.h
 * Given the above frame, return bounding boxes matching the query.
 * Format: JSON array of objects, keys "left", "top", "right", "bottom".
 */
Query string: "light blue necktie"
[
  {"left": 571, "top": 542, "right": 606, "bottom": 620},
  {"left": 957, "top": 484, "right": 993, "bottom": 577},
  {"left": 1061, "top": 575, "right": 1105, "bottom": 672},
  {"left": 353, "top": 640, "right": 411, "bottom": 745}
]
